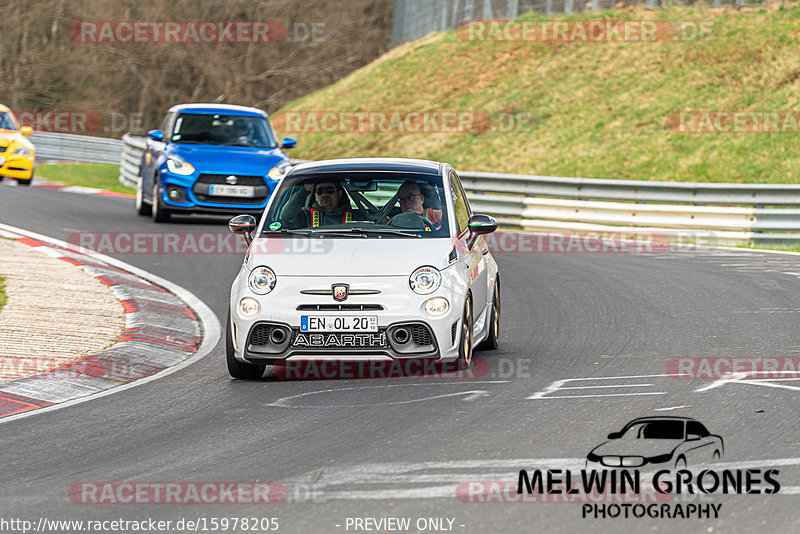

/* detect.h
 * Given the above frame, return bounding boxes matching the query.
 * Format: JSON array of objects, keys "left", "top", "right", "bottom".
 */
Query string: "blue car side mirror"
[
  {"left": 281, "top": 137, "right": 297, "bottom": 149},
  {"left": 148, "top": 129, "right": 165, "bottom": 142}
]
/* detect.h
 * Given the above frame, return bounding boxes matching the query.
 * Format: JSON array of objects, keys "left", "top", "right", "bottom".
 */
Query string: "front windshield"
[
  {"left": 261, "top": 172, "right": 450, "bottom": 238},
  {"left": 170, "top": 113, "right": 277, "bottom": 147},
  {"left": 0, "top": 112, "right": 18, "bottom": 130},
  {"left": 623, "top": 420, "right": 685, "bottom": 440}
]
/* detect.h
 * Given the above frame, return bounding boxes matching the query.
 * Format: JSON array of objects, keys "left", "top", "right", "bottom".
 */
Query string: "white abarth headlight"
[
  {"left": 248, "top": 266, "right": 276, "bottom": 295},
  {"left": 409, "top": 266, "right": 441, "bottom": 295},
  {"left": 423, "top": 297, "right": 449, "bottom": 317},
  {"left": 166, "top": 155, "right": 195, "bottom": 175},
  {"left": 12, "top": 147, "right": 31, "bottom": 156},
  {"left": 239, "top": 297, "right": 260, "bottom": 317}
]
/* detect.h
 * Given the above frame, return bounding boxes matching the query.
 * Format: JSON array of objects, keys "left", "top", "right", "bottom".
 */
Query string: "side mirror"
[
  {"left": 20, "top": 126, "right": 33, "bottom": 136},
  {"left": 229, "top": 214, "right": 257, "bottom": 245},
  {"left": 281, "top": 137, "right": 297, "bottom": 149},
  {"left": 147, "top": 129, "right": 165, "bottom": 142},
  {"left": 607, "top": 432, "right": 622, "bottom": 440},
  {"left": 468, "top": 214, "right": 498, "bottom": 236},
  {"left": 687, "top": 433, "right": 701, "bottom": 441}
]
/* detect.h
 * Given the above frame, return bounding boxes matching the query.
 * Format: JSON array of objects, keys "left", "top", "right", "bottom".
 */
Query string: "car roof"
[
  {"left": 0, "top": 104, "right": 12, "bottom": 113},
  {"left": 289, "top": 158, "right": 443, "bottom": 177},
  {"left": 167, "top": 103, "right": 268, "bottom": 118},
  {"left": 624, "top": 416, "right": 698, "bottom": 425}
]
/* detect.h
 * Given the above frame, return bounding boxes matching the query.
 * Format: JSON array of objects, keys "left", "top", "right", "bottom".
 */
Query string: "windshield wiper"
[
  {"left": 260, "top": 229, "right": 315, "bottom": 237},
  {"left": 342, "top": 227, "right": 422, "bottom": 238}
]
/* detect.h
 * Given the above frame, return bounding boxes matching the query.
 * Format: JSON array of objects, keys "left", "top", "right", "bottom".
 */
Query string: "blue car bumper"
[{"left": 158, "top": 170, "right": 279, "bottom": 213}]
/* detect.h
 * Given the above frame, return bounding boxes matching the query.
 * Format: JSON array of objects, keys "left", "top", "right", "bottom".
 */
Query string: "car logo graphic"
[
  {"left": 332, "top": 284, "right": 349, "bottom": 302},
  {"left": 226, "top": 175, "right": 238, "bottom": 185},
  {"left": 586, "top": 416, "right": 724, "bottom": 470}
]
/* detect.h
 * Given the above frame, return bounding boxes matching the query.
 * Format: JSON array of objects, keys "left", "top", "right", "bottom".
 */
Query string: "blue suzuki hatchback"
[{"left": 136, "top": 103, "right": 297, "bottom": 222}]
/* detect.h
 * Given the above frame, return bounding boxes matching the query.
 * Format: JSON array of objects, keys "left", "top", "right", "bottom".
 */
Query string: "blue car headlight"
[
  {"left": 166, "top": 155, "right": 195, "bottom": 176},
  {"left": 267, "top": 162, "right": 290, "bottom": 181}
]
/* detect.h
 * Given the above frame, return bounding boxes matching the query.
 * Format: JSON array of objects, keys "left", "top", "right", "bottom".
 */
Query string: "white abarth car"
[{"left": 226, "top": 158, "right": 500, "bottom": 379}]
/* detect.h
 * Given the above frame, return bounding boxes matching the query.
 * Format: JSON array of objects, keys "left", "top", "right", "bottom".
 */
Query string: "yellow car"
[{"left": 0, "top": 104, "right": 35, "bottom": 186}]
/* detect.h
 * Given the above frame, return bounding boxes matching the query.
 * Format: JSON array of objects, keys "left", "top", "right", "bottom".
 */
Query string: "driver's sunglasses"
[
  {"left": 398, "top": 194, "right": 422, "bottom": 202},
  {"left": 315, "top": 186, "right": 337, "bottom": 195}
]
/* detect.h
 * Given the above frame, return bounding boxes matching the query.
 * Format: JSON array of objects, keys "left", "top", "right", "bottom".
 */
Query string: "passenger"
[
  {"left": 280, "top": 181, "right": 358, "bottom": 229},
  {"left": 396, "top": 182, "right": 443, "bottom": 230}
]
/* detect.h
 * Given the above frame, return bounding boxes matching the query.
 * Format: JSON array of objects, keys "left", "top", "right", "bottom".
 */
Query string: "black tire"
[
  {"left": 226, "top": 310, "right": 265, "bottom": 379},
  {"left": 136, "top": 175, "right": 152, "bottom": 216},
  {"left": 458, "top": 295, "right": 474, "bottom": 370},
  {"left": 151, "top": 176, "right": 171, "bottom": 223},
  {"left": 17, "top": 170, "right": 32, "bottom": 186},
  {"left": 478, "top": 278, "right": 500, "bottom": 351}
]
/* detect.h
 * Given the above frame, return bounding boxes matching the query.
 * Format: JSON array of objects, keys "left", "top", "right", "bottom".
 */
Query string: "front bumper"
[
  {"left": 158, "top": 169, "right": 274, "bottom": 212},
  {"left": 0, "top": 153, "right": 34, "bottom": 180},
  {"left": 229, "top": 275, "right": 465, "bottom": 365}
]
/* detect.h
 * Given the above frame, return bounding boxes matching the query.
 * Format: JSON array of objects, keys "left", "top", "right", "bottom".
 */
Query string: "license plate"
[
  {"left": 301, "top": 315, "right": 378, "bottom": 333},
  {"left": 208, "top": 184, "right": 254, "bottom": 197}
]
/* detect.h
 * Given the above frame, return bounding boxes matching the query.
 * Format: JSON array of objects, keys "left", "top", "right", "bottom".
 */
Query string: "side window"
[
  {"left": 686, "top": 421, "right": 709, "bottom": 437},
  {"left": 449, "top": 171, "right": 471, "bottom": 235}
]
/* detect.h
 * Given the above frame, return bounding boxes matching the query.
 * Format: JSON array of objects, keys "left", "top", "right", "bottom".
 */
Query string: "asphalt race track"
[{"left": 1, "top": 183, "right": 799, "bottom": 533}]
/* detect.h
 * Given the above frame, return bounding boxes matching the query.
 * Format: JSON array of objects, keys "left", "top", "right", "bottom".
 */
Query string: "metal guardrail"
[
  {"left": 31, "top": 132, "right": 123, "bottom": 165},
  {"left": 119, "top": 133, "right": 146, "bottom": 188},
  {"left": 39, "top": 133, "right": 800, "bottom": 247}
]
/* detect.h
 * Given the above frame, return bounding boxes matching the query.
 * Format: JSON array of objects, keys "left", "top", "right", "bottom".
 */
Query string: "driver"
[
  {"left": 280, "top": 181, "right": 359, "bottom": 229},
  {"left": 230, "top": 119, "right": 252, "bottom": 144},
  {"left": 396, "top": 182, "right": 442, "bottom": 230}
]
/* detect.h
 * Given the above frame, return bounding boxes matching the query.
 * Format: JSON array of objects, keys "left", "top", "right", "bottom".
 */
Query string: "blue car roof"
[{"left": 167, "top": 103, "right": 268, "bottom": 118}]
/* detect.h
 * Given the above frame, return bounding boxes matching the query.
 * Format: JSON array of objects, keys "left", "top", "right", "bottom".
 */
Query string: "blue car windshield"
[
  {"left": 170, "top": 113, "right": 277, "bottom": 148},
  {"left": 0, "top": 112, "right": 17, "bottom": 130},
  {"left": 262, "top": 173, "right": 451, "bottom": 239}
]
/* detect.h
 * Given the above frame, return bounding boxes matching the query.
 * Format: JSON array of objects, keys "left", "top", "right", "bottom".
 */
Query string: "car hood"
[
  {"left": 166, "top": 144, "right": 287, "bottom": 175},
  {"left": 590, "top": 436, "right": 684, "bottom": 458},
  {"left": 245, "top": 237, "right": 454, "bottom": 276},
  {"left": 0, "top": 131, "right": 32, "bottom": 149}
]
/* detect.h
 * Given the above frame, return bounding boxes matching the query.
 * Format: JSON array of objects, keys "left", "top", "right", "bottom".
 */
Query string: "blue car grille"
[
  {"left": 192, "top": 174, "right": 269, "bottom": 205},
  {"left": 196, "top": 174, "right": 266, "bottom": 187}
]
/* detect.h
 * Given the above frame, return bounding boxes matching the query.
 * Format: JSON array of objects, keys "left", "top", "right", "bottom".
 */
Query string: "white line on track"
[
  {"left": 265, "top": 381, "right": 508, "bottom": 408},
  {"left": 0, "top": 223, "right": 222, "bottom": 424}
]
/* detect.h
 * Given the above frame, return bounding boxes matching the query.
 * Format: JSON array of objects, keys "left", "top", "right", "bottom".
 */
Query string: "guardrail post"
[
  {"left": 565, "top": 0, "right": 574, "bottom": 14},
  {"left": 591, "top": 0, "right": 599, "bottom": 12}
]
